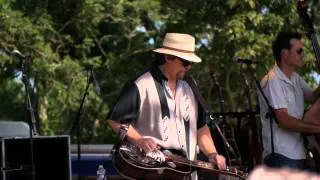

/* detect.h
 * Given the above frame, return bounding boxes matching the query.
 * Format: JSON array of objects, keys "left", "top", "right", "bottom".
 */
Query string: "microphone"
[
  {"left": 11, "top": 49, "right": 26, "bottom": 59},
  {"left": 233, "top": 57, "right": 259, "bottom": 64},
  {"left": 90, "top": 70, "right": 101, "bottom": 94}
]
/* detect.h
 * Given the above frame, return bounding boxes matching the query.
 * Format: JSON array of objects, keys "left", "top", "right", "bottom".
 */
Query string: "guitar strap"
[
  {"left": 185, "top": 75, "right": 233, "bottom": 159},
  {"left": 184, "top": 76, "right": 210, "bottom": 159},
  {"left": 185, "top": 76, "right": 211, "bottom": 111},
  {"left": 151, "top": 67, "right": 190, "bottom": 157},
  {"left": 152, "top": 73, "right": 170, "bottom": 120},
  {"left": 185, "top": 118, "right": 190, "bottom": 158},
  {"left": 258, "top": 77, "right": 278, "bottom": 154}
]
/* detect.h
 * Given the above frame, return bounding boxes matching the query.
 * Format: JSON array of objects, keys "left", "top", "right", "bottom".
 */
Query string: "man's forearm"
[
  {"left": 277, "top": 116, "right": 320, "bottom": 133},
  {"left": 107, "top": 120, "right": 158, "bottom": 152},
  {"left": 274, "top": 108, "right": 320, "bottom": 133},
  {"left": 106, "top": 120, "right": 142, "bottom": 142},
  {"left": 197, "top": 125, "right": 218, "bottom": 156}
]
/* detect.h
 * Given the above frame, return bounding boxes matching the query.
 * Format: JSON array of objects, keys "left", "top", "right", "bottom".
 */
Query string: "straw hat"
[{"left": 152, "top": 33, "right": 201, "bottom": 63}]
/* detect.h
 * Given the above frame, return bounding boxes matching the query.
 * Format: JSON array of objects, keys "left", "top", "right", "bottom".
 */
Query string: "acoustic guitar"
[
  {"left": 297, "top": 0, "right": 320, "bottom": 172},
  {"left": 112, "top": 140, "right": 248, "bottom": 180}
]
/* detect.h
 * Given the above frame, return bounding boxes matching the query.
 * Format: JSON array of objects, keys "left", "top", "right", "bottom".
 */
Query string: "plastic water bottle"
[{"left": 96, "top": 165, "right": 106, "bottom": 180}]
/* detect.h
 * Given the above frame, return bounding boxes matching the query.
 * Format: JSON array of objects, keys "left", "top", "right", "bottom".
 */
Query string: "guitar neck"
[
  {"left": 310, "top": 33, "right": 320, "bottom": 66},
  {"left": 298, "top": 0, "right": 320, "bottom": 71},
  {"left": 169, "top": 154, "right": 246, "bottom": 178}
]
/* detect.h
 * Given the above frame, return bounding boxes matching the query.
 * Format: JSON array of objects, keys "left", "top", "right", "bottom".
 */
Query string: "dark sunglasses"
[
  {"left": 296, "top": 48, "right": 304, "bottom": 55},
  {"left": 179, "top": 58, "right": 194, "bottom": 67}
]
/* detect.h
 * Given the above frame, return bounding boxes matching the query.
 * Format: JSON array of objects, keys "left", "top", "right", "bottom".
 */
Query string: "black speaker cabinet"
[{"left": 0, "top": 135, "right": 71, "bottom": 180}]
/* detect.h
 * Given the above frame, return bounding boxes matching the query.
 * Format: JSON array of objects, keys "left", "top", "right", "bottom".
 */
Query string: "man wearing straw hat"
[{"left": 107, "top": 33, "right": 226, "bottom": 178}]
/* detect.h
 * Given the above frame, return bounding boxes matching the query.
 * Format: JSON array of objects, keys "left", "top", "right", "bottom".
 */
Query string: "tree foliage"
[{"left": 0, "top": 0, "right": 319, "bottom": 144}]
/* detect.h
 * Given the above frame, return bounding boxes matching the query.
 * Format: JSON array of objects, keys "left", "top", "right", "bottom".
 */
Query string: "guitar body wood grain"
[{"left": 113, "top": 150, "right": 191, "bottom": 180}]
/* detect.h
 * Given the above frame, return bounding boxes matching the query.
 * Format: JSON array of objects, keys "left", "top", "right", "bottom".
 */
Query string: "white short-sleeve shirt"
[{"left": 259, "top": 65, "right": 313, "bottom": 159}]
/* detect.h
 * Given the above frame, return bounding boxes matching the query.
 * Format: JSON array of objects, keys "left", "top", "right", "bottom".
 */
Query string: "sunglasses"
[
  {"left": 296, "top": 48, "right": 304, "bottom": 55},
  {"left": 179, "top": 58, "right": 194, "bottom": 67}
]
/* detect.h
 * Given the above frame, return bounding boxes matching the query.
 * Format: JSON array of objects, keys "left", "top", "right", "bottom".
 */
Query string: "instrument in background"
[
  {"left": 112, "top": 139, "right": 248, "bottom": 180},
  {"left": 297, "top": 0, "right": 320, "bottom": 172},
  {"left": 297, "top": 0, "right": 320, "bottom": 67}
]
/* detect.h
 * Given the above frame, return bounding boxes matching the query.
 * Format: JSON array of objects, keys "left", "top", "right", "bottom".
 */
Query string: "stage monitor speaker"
[{"left": 0, "top": 135, "right": 71, "bottom": 180}]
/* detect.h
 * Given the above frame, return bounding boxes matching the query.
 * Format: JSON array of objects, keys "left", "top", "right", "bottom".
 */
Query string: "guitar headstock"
[{"left": 297, "top": 0, "right": 315, "bottom": 34}]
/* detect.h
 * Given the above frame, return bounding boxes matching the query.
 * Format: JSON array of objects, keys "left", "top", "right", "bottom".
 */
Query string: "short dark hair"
[{"left": 272, "top": 31, "right": 302, "bottom": 63}]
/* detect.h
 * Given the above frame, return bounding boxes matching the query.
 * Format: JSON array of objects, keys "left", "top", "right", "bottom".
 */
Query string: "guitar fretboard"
[{"left": 167, "top": 153, "right": 245, "bottom": 178}]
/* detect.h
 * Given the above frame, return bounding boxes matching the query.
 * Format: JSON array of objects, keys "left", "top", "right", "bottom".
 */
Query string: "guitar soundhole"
[{"left": 119, "top": 141, "right": 162, "bottom": 168}]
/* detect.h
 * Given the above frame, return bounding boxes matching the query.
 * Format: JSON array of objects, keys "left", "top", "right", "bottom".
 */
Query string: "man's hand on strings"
[
  {"left": 133, "top": 137, "right": 158, "bottom": 153},
  {"left": 208, "top": 152, "right": 227, "bottom": 170}
]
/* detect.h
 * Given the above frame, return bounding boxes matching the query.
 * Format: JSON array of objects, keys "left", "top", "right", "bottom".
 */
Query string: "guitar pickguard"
[{"left": 119, "top": 141, "right": 164, "bottom": 168}]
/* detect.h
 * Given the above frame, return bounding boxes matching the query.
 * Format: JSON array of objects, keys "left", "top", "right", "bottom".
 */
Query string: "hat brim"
[{"left": 152, "top": 48, "right": 201, "bottom": 63}]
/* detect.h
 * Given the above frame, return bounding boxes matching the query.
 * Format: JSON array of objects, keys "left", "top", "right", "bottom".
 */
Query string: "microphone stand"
[
  {"left": 185, "top": 75, "right": 236, "bottom": 168},
  {"left": 210, "top": 73, "right": 232, "bottom": 166},
  {"left": 68, "top": 70, "right": 92, "bottom": 180},
  {"left": 21, "top": 56, "right": 38, "bottom": 180},
  {"left": 241, "top": 66, "right": 262, "bottom": 170},
  {"left": 207, "top": 113, "right": 237, "bottom": 160},
  {"left": 245, "top": 64, "right": 278, "bottom": 167},
  {"left": 246, "top": 65, "right": 276, "bottom": 123}
]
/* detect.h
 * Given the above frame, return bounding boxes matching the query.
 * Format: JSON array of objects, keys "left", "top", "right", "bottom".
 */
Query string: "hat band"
[{"left": 163, "top": 46, "right": 194, "bottom": 53}]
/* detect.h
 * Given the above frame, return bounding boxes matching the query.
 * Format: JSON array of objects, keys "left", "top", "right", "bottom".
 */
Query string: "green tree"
[{"left": 0, "top": 0, "right": 319, "bottom": 146}]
